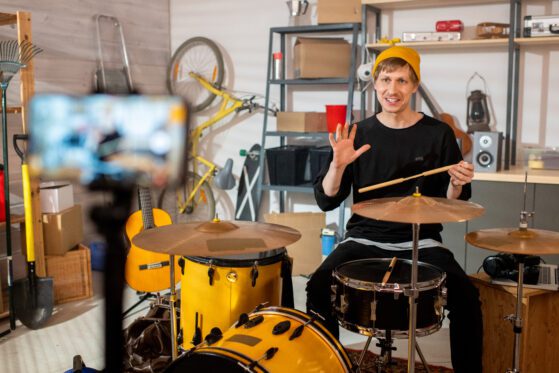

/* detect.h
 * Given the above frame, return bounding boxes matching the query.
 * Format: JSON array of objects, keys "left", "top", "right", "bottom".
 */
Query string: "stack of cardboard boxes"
[{"left": 40, "top": 182, "right": 92, "bottom": 304}]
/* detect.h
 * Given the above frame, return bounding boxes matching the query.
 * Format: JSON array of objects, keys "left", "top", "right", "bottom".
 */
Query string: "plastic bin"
[
  {"left": 309, "top": 146, "right": 332, "bottom": 182},
  {"left": 266, "top": 145, "right": 309, "bottom": 185}
]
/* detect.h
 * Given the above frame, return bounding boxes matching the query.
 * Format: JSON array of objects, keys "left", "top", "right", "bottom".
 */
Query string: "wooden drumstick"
[
  {"left": 358, "top": 164, "right": 456, "bottom": 194},
  {"left": 381, "top": 256, "right": 398, "bottom": 286}
]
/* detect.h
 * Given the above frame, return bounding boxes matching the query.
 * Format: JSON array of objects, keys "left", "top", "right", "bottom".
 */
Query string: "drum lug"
[
  {"left": 178, "top": 257, "right": 185, "bottom": 275},
  {"left": 244, "top": 315, "right": 264, "bottom": 329},
  {"left": 330, "top": 284, "right": 337, "bottom": 305},
  {"left": 370, "top": 300, "right": 377, "bottom": 321},
  {"left": 340, "top": 294, "right": 349, "bottom": 314},
  {"left": 208, "top": 261, "right": 215, "bottom": 286},
  {"left": 272, "top": 320, "right": 291, "bottom": 335},
  {"left": 441, "top": 286, "right": 448, "bottom": 306},
  {"left": 251, "top": 262, "right": 259, "bottom": 287}
]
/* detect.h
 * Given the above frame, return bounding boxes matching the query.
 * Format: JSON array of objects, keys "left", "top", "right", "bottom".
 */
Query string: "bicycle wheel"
[
  {"left": 168, "top": 37, "right": 225, "bottom": 112},
  {"left": 158, "top": 172, "right": 216, "bottom": 223}
]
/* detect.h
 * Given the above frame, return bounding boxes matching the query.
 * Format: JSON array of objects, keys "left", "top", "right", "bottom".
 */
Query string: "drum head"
[{"left": 336, "top": 258, "right": 442, "bottom": 285}]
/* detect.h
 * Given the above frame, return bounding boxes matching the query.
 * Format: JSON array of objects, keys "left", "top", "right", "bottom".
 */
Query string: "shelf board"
[
  {"left": 270, "top": 78, "right": 352, "bottom": 85},
  {"left": 362, "top": 0, "right": 509, "bottom": 10},
  {"left": 0, "top": 106, "right": 23, "bottom": 114},
  {"left": 473, "top": 165, "right": 559, "bottom": 185},
  {"left": 266, "top": 131, "right": 330, "bottom": 138},
  {"left": 515, "top": 37, "right": 559, "bottom": 47},
  {"left": 261, "top": 184, "right": 315, "bottom": 193},
  {"left": 367, "top": 38, "right": 509, "bottom": 51},
  {"left": 0, "top": 215, "right": 25, "bottom": 229},
  {"left": 271, "top": 23, "right": 358, "bottom": 34}
]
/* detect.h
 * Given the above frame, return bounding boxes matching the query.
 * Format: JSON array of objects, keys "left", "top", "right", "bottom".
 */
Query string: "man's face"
[{"left": 373, "top": 64, "right": 419, "bottom": 115}]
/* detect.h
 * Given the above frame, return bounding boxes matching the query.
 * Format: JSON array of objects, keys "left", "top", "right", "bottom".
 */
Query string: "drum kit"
[{"left": 131, "top": 178, "right": 559, "bottom": 373}]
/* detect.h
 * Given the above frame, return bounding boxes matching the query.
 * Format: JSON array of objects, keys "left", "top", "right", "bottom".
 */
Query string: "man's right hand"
[
  {"left": 322, "top": 122, "right": 371, "bottom": 197},
  {"left": 329, "top": 122, "right": 371, "bottom": 169}
]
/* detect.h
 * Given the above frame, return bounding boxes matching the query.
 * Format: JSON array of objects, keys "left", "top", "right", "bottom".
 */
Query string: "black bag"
[{"left": 123, "top": 302, "right": 177, "bottom": 372}]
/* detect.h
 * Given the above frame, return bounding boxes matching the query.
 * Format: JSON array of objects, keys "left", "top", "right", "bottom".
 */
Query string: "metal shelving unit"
[{"left": 257, "top": 23, "right": 361, "bottom": 233}]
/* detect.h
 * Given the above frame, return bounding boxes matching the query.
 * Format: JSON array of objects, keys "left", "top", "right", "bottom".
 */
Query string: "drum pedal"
[{"left": 272, "top": 320, "right": 291, "bottom": 335}]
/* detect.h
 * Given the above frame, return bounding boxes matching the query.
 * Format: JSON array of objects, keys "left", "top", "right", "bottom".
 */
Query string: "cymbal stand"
[
  {"left": 505, "top": 254, "right": 526, "bottom": 373},
  {"left": 169, "top": 254, "right": 178, "bottom": 360},
  {"left": 406, "top": 222, "right": 420, "bottom": 373}
]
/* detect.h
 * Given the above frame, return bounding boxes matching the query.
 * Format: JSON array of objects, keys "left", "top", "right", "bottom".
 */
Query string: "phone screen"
[{"left": 28, "top": 94, "right": 187, "bottom": 187}]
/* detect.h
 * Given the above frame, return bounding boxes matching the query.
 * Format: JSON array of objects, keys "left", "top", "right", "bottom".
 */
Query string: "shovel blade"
[{"left": 13, "top": 276, "right": 54, "bottom": 329}]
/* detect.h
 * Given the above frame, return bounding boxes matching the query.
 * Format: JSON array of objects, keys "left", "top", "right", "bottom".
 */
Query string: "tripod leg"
[
  {"left": 415, "top": 341, "right": 432, "bottom": 373},
  {"left": 122, "top": 292, "right": 156, "bottom": 317},
  {"left": 356, "top": 335, "right": 374, "bottom": 370}
]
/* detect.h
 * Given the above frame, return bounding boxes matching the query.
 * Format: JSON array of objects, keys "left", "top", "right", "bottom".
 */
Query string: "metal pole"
[
  {"left": 407, "top": 223, "right": 420, "bottom": 373},
  {"left": 169, "top": 254, "right": 178, "bottom": 360},
  {"left": 506, "top": 258, "right": 524, "bottom": 373}
]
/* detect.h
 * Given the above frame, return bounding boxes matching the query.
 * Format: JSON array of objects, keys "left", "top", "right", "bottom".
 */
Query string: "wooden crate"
[
  {"left": 470, "top": 273, "right": 559, "bottom": 373},
  {"left": 46, "top": 244, "right": 93, "bottom": 304}
]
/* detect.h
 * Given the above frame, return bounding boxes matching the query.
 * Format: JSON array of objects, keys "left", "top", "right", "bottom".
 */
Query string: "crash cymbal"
[
  {"left": 352, "top": 194, "right": 485, "bottom": 224},
  {"left": 466, "top": 228, "right": 559, "bottom": 255},
  {"left": 132, "top": 219, "right": 301, "bottom": 257}
]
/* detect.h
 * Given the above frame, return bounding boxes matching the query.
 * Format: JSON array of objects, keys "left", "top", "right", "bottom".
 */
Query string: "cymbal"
[
  {"left": 132, "top": 219, "right": 301, "bottom": 257},
  {"left": 466, "top": 228, "right": 559, "bottom": 255},
  {"left": 352, "top": 194, "right": 485, "bottom": 224}
]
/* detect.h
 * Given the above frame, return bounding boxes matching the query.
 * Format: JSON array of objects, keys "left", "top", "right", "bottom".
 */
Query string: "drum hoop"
[
  {"left": 333, "top": 259, "right": 446, "bottom": 292},
  {"left": 198, "top": 347, "right": 269, "bottom": 373},
  {"left": 252, "top": 307, "right": 353, "bottom": 372},
  {"left": 184, "top": 248, "right": 287, "bottom": 267},
  {"left": 338, "top": 318, "right": 443, "bottom": 339}
]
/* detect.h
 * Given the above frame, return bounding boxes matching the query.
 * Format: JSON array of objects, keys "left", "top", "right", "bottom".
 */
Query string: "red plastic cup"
[{"left": 325, "top": 105, "right": 347, "bottom": 133}]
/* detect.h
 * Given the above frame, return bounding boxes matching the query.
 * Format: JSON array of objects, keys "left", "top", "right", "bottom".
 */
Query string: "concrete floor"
[{"left": 0, "top": 272, "right": 452, "bottom": 372}]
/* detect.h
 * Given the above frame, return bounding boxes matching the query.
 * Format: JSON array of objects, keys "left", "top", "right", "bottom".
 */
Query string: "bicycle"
[{"left": 158, "top": 37, "right": 275, "bottom": 223}]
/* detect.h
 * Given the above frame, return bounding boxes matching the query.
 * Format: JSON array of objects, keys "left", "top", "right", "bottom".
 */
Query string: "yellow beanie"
[{"left": 372, "top": 46, "right": 421, "bottom": 82}]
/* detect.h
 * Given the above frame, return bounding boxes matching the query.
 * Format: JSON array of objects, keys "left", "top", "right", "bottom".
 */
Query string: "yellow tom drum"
[
  {"left": 180, "top": 249, "right": 287, "bottom": 347},
  {"left": 165, "top": 306, "right": 354, "bottom": 372}
]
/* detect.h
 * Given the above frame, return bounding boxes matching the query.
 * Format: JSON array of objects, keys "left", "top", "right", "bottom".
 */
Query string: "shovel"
[{"left": 13, "top": 134, "right": 53, "bottom": 329}]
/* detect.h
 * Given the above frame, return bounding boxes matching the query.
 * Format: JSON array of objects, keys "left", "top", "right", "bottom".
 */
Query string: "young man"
[{"left": 307, "top": 46, "right": 483, "bottom": 373}]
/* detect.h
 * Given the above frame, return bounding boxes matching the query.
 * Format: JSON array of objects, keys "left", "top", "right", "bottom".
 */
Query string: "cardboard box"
[
  {"left": 277, "top": 112, "right": 328, "bottom": 132},
  {"left": 317, "top": 0, "right": 362, "bottom": 24},
  {"left": 294, "top": 37, "right": 351, "bottom": 79},
  {"left": 40, "top": 181, "right": 74, "bottom": 213},
  {"left": 264, "top": 212, "right": 325, "bottom": 275},
  {"left": 46, "top": 244, "right": 92, "bottom": 304},
  {"left": 42, "top": 204, "right": 84, "bottom": 256}
]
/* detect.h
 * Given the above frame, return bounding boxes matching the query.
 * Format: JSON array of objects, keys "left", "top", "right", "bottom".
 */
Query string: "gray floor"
[{"left": 0, "top": 272, "right": 452, "bottom": 372}]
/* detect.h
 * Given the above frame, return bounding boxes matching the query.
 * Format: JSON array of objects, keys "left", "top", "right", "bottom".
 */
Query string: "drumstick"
[
  {"left": 358, "top": 164, "right": 456, "bottom": 194},
  {"left": 381, "top": 257, "right": 398, "bottom": 286}
]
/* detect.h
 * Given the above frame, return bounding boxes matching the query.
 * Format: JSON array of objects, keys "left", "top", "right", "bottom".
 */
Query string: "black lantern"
[{"left": 466, "top": 73, "right": 491, "bottom": 134}]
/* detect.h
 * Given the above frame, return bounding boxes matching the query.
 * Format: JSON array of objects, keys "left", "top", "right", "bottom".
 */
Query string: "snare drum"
[
  {"left": 332, "top": 258, "right": 446, "bottom": 338},
  {"left": 165, "top": 307, "right": 353, "bottom": 372},
  {"left": 180, "top": 249, "right": 287, "bottom": 347}
]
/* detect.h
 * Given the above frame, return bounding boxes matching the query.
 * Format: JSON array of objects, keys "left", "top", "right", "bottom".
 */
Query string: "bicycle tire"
[
  {"left": 158, "top": 171, "right": 216, "bottom": 223},
  {"left": 168, "top": 37, "right": 225, "bottom": 112}
]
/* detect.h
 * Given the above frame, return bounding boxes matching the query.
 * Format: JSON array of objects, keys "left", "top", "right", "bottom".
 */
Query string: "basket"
[{"left": 45, "top": 244, "right": 93, "bottom": 304}]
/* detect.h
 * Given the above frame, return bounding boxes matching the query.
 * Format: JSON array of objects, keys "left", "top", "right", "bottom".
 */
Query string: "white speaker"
[{"left": 473, "top": 131, "right": 503, "bottom": 172}]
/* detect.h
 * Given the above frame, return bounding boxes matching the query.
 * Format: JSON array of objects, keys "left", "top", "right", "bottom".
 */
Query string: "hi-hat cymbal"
[
  {"left": 352, "top": 194, "right": 485, "bottom": 224},
  {"left": 466, "top": 228, "right": 559, "bottom": 255},
  {"left": 132, "top": 219, "right": 301, "bottom": 257}
]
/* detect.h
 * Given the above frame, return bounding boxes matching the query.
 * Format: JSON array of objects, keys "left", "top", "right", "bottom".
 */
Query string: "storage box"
[
  {"left": 42, "top": 204, "right": 84, "bottom": 256},
  {"left": 45, "top": 244, "right": 92, "bottom": 304},
  {"left": 294, "top": 37, "right": 351, "bottom": 79},
  {"left": 524, "top": 15, "right": 559, "bottom": 37},
  {"left": 317, "top": 0, "right": 361, "bottom": 24},
  {"left": 277, "top": 112, "right": 328, "bottom": 132},
  {"left": 266, "top": 146, "right": 309, "bottom": 185},
  {"left": 264, "top": 212, "right": 325, "bottom": 275},
  {"left": 40, "top": 181, "right": 74, "bottom": 213},
  {"left": 310, "top": 146, "right": 332, "bottom": 182}
]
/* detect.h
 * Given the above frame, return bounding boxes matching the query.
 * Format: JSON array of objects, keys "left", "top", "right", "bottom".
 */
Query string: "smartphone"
[{"left": 28, "top": 94, "right": 187, "bottom": 187}]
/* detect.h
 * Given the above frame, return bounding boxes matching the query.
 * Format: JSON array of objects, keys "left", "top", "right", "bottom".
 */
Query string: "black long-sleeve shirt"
[{"left": 314, "top": 113, "right": 470, "bottom": 243}]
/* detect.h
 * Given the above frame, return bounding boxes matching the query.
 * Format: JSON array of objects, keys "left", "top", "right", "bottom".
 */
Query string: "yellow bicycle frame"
[{"left": 177, "top": 72, "right": 244, "bottom": 213}]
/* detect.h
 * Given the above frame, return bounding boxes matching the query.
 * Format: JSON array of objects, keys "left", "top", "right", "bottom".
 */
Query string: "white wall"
[{"left": 171, "top": 0, "right": 559, "bottom": 227}]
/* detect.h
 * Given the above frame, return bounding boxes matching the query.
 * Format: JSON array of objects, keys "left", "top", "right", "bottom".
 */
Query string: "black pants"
[{"left": 306, "top": 240, "right": 483, "bottom": 373}]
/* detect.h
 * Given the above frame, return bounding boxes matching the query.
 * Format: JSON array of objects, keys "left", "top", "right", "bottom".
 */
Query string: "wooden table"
[{"left": 470, "top": 273, "right": 559, "bottom": 373}]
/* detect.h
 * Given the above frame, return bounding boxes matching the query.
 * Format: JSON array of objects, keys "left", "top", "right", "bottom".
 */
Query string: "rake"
[{"left": 0, "top": 39, "right": 43, "bottom": 331}]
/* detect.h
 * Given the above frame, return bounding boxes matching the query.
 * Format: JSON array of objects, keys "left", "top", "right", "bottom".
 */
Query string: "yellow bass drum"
[{"left": 165, "top": 306, "right": 354, "bottom": 372}]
